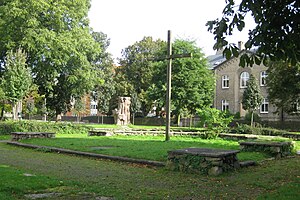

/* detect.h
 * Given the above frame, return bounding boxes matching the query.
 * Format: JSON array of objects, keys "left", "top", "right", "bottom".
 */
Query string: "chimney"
[
  {"left": 238, "top": 41, "right": 245, "bottom": 50},
  {"left": 216, "top": 47, "right": 224, "bottom": 55}
]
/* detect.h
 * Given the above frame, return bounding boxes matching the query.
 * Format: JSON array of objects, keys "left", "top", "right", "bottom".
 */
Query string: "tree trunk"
[
  {"left": 250, "top": 111, "right": 254, "bottom": 127},
  {"left": 190, "top": 116, "right": 193, "bottom": 128},
  {"left": 101, "top": 115, "right": 104, "bottom": 124},
  {"left": 12, "top": 102, "right": 18, "bottom": 120},
  {"left": 177, "top": 114, "right": 181, "bottom": 127},
  {"left": 56, "top": 113, "right": 62, "bottom": 122},
  {"left": 132, "top": 113, "right": 135, "bottom": 125},
  {"left": 0, "top": 106, "right": 4, "bottom": 121}
]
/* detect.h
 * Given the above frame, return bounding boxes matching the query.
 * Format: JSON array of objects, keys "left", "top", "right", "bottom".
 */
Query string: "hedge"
[{"left": 0, "top": 120, "right": 90, "bottom": 135}]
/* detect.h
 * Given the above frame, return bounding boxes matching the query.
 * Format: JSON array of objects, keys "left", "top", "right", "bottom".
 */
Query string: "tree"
[
  {"left": 91, "top": 32, "right": 116, "bottom": 117},
  {"left": 149, "top": 39, "right": 215, "bottom": 125},
  {"left": 0, "top": 0, "right": 101, "bottom": 120},
  {"left": 267, "top": 61, "right": 300, "bottom": 118},
  {"left": 1, "top": 49, "right": 32, "bottom": 120},
  {"left": 206, "top": 0, "right": 300, "bottom": 66},
  {"left": 118, "top": 37, "right": 166, "bottom": 115},
  {"left": 242, "top": 74, "right": 263, "bottom": 126}
]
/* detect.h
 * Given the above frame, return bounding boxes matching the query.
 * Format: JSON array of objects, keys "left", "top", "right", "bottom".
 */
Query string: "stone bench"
[
  {"left": 167, "top": 148, "right": 240, "bottom": 175},
  {"left": 88, "top": 130, "right": 113, "bottom": 136},
  {"left": 11, "top": 132, "right": 55, "bottom": 141},
  {"left": 282, "top": 133, "right": 300, "bottom": 141},
  {"left": 239, "top": 141, "right": 294, "bottom": 158}
]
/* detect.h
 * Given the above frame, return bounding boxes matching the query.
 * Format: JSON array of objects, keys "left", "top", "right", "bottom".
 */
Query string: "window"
[
  {"left": 222, "top": 75, "right": 229, "bottom": 88},
  {"left": 260, "top": 71, "right": 267, "bottom": 86},
  {"left": 292, "top": 102, "right": 300, "bottom": 113},
  {"left": 221, "top": 100, "right": 229, "bottom": 111},
  {"left": 240, "top": 72, "right": 250, "bottom": 88},
  {"left": 260, "top": 98, "right": 269, "bottom": 113},
  {"left": 90, "top": 105, "right": 97, "bottom": 109}
]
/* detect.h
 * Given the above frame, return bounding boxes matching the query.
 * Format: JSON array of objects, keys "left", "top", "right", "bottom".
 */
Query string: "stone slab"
[
  {"left": 239, "top": 141, "right": 292, "bottom": 147},
  {"left": 168, "top": 148, "right": 239, "bottom": 158}
]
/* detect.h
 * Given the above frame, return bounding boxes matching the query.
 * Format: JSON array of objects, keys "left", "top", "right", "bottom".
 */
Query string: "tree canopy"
[
  {"left": 267, "top": 61, "right": 300, "bottom": 115},
  {"left": 118, "top": 37, "right": 166, "bottom": 115},
  {"left": 206, "top": 0, "right": 300, "bottom": 66},
  {"left": 148, "top": 39, "right": 215, "bottom": 124},
  {"left": 0, "top": 0, "right": 101, "bottom": 118},
  {"left": 1, "top": 49, "right": 32, "bottom": 120}
]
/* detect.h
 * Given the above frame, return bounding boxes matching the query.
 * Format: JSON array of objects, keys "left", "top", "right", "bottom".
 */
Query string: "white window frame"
[
  {"left": 222, "top": 75, "right": 229, "bottom": 89},
  {"left": 240, "top": 72, "right": 250, "bottom": 88},
  {"left": 221, "top": 100, "right": 229, "bottom": 111},
  {"left": 260, "top": 71, "right": 267, "bottom": 86},
  {"left": 292, "top": 102, "right": 300, "bottom": 113},
  {"left": 260, "top": 98, "right": 269, "bottom": 113}
]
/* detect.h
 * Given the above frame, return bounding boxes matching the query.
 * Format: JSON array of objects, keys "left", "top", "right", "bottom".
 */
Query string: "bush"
[
  {"left": 235, "top": 124, "right": 290, "bottom": 136},
  {"left": 0, "top": 120, "right": 90, "bottom": 135}
]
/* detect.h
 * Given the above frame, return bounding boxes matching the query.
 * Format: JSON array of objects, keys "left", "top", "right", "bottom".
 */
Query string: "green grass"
[
  {"left": 20, "top": 134, "right": 274, "bottom": 162},
  {"left": 0, "top": 164, "right": 76, "bottom": 199},
  {"left": 1, "top": 142, "right": 300, "bottom": 199}
]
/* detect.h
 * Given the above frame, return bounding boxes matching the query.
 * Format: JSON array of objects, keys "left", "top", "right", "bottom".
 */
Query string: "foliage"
[
  {"left": 206, "top": 0, "right": 300, "bottom": 66},
  {"left": 149, "top": 39, "right": 215, "bottom": 124},
  {"left": 0, "top": 121, "right": 90, "bottom": 135},
  {"left": 242, "top": 74, "right": 263, "bottom": 126},
  {"left": 91, "top": 32, "right": 116, "bottom": 115},
  {"left": 197, "top": 107, "right": 233, "bottom": 138},
  {"left": 1, "top": 49, "right": 32, "bottom": 120},
  {"left": 267, "top": 61, "right": 300, "bottom": 115},
  {"left": 0, "top": 0, "right": 101, "bottom": 118},
  {"left": 235, "top": 124, "right": 291, "bottom": 137},
  {"left": 118, "top": 36, "right": 166, "bottom": 115}
]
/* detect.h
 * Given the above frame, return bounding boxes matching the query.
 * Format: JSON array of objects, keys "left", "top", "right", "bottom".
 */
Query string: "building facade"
[{"left": 208, "top": 47, "right": 298, "bottom": 122}]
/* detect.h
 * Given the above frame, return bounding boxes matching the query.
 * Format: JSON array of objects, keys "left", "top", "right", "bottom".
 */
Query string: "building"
[{"left": 208, "top": 42, "right": 298, "bottom": 122}]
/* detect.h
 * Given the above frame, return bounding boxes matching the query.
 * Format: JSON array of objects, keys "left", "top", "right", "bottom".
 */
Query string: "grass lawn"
[
  {"left": 0, "top": 142, "right": 299, "bottom": 199},
  {"left": 19, "top": 134, "right": 276, "bottom": 162}
]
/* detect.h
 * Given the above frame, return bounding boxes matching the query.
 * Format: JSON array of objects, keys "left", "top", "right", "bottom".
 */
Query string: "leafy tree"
[
  {"left": 206, "top": 0, "right": 300, "bottom": 66},
  {"left": 149, "top": 39, "right": 215, "bottom": 125},
  {"left": 1, "top": 49, "right": 32, "bottom": 120},
  {"left": 0, "top": 0, "right": 101, "bottom": 120},
  {"left": 118, "top": 37, "right": 166, "bottom": 115},
  {"left": 130, "top": 91, "right": 142, "bottom": 125},
  {"left": 242, "top": 74, "right": 263, "bottom": 126},
  {"left": 91, "top": 32, "right": 116, "bottom": 116},
  {"left": 267, "top": 61, "right": 300, "bottom": 117}
]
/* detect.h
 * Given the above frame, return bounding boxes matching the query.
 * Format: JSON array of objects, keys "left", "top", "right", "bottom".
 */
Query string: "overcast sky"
[{"left": 88, "top": 0, "right": 255, "bottom": 61}]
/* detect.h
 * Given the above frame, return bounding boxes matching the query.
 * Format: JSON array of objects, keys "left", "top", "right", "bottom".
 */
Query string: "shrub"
[
  {"left": 196, "top": 108, "right": 234, "bottom": 138},
  {"left": 235, "top": 123, "right": 290, "bottom": 136},
  {"left": 0, "top": 120, "right": 90, "bottom": 135}
]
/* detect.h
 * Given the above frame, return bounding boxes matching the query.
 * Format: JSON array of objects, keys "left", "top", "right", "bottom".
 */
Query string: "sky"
[{"left": 88, "top": 0, "right": 255, "bottom": 61}]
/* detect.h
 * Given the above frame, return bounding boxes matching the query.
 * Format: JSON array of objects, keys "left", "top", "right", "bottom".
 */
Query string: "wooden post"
[{"left": 165, "top": 30, "right": 172, "bottom": 141}]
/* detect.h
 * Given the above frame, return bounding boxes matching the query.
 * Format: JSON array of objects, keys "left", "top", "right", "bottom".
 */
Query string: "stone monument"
[{"left": 115, "top": 97, "right": 131, "bottom": 125}]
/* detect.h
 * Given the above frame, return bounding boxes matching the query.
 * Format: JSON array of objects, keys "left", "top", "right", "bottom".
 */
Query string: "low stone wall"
[
  {"left": 239, "top": 141, "right": 294, "bottom": 158},
  {"left": 11, "top": 132, "right": 55, "bottom": 141},
  {"left": 166, "top": 148, "right": 240, "bottom": 175}
]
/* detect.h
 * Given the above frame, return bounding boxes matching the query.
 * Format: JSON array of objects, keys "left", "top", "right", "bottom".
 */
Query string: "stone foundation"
[
  {"left": 239, "top": 141, "right": 294, "bottom": 158},
  {"left": 11, "top": 132, "right": 55, "bottom": 141},
  {"left": 167, "top": 148, "right": 240, "bottom": 175}
]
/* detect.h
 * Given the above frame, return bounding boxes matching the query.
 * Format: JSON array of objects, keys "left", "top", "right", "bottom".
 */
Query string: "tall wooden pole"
[{"left": 165, "top": 30, "right": 172, "bottom": 141}]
